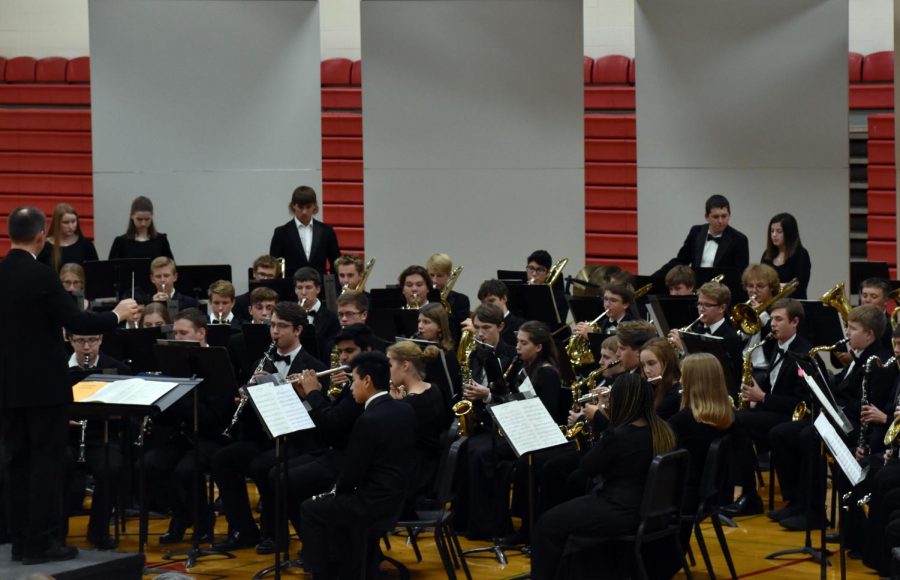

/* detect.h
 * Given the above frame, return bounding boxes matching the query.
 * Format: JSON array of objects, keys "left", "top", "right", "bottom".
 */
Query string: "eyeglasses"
[
  {"left": 338, "top": 311, "right": 363, "bottom": 319},
  {"left": 697, "top": 302, "right": 721, "bottom": 310},
  {"left": 71, "top": 337, "right": 100, "bottom": 346},
  {"left": 526, "top": 266, "right": 548, "bottom": 274}
]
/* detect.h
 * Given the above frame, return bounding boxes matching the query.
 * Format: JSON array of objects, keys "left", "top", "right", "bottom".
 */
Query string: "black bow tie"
[
  {"left": 706, "top": 234, "right": 720, "bottom": 243},
  {"left": 272, "top": 353, "right": 292, "bottom": 365},
  {"left": 696, "top": 325, "right": 709, "bottom": 334}
]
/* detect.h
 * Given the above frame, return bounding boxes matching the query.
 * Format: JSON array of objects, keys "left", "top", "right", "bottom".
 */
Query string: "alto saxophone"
[
  {"left": 738, "top": 333, "right": 773, "bottom": 410},
  {"left": 327, "top": 346, "right": 344, "bottom": 398},
  {"left": 452, "top": 329, "right": 478, "bottom": 437}
]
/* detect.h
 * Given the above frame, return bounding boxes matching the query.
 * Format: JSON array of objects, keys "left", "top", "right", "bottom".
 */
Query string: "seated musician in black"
[
  {"left": 400, "top": 264, "right": 433, "bottom": 310},
  {"left": 426, "top": 252, "right": 470, "bottom": 342},
  {"left": 144, "top": 308, "right": 231, "bottom": 545},
  {"left": 139, "top": 301, "right": 171, "bottom": 328},
  {"left": 769, "top": 304, "right": 890, "bottom": 531},
  {"left": 665, "top": 265, "right": 696, "bottom": 296},
  {"left": 531, "top": 373, "right": 677, "bottom": 580},
  {"left": 211, "top": 301, "right": 327, "bottom": 554},
  {"left": 294, "top": 266, "right": 339, "bottom": 359},
  {"left": 526, "top": 249, "right": 569, "bottom": 323},
  {"left": 299, "top": 351, "right": 417, "bottom": 579},
  {"left": 640, "top": 338, "right": 682, "bottom": 420},
  {"left": 139, "top": 256, "right": 199, "bottom": 311},
  {"left": 387, "top": 340, "right": 451, "bottom": 512},
  {"left": 833, "top": 277, "right": 894, "bottom": 368},
  {"left": 455, "top": 302, "right": 518, "bottom": 539},
  {"left": 206, "top": 280, "right": 241, "bottom": 328},
  {"left": 233, "top": 255, "right": 279, "bottom": 323},
  {"left": 64, "top": 331, "right": 131, "bottom": 550},
  {"left": 668, "top": 281, "right": 743, "bottom": 397},
  {"left": 416, "top": 302, "right": 461, "bottom": 404},
  {"left": 723, "top": 298, "right": 812, "bottom": 517},
  {"left": 334, "top": 253, "right": 365, "bottom": 294},
  {"left": 227, "top": 286, "right": 278, "bottom": 384},
  {"left": 572, "top": 282, "right": 634, "bottom": 341},
  {"left": 465, "top": 279, "right": 524, "bottom": 347}
]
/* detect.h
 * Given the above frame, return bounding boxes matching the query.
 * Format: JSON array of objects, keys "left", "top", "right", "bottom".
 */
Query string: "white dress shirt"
[{"left": 294, "top": 217, "right": 313, "bottom": 261}]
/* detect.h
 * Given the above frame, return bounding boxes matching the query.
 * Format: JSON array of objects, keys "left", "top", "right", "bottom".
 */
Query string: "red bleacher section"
[{"left": 1, "top": 53, "right": 897, "bottom": 273}]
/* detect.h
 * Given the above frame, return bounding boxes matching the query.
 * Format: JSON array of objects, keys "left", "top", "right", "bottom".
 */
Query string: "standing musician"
[
  {"left": 63, "top": 331, "right": 131, "bottom": 550},
  {"left": 0, "top": 207, "right": 138, "bottom": 565},
  {"left": 723, "top": 298, "right": 812, "bottom": 518},
  {"left": 38, "top": 203, "right": 98, "bottom": 270},
  {"left": 212, "top": 301, "right": 327, "bottom": 554},
  {"left": 298, "top": 352, "right": 417, "bottom": 579},
  {"left": 768, "top": 304, "right": 890, "bottom": 531},
  {"left": 426, "top": 253, "right": 470, "bottom": 340},
  {"left": 530, "top": 373, "right": 677, "bottom": 579},
  {"left": 399, "top": 264, "right": 433, "bottom": 310},
  {"left": 761, "top": 213, "right": 811, "bottom": 299},
  {"left": 293, "top": 267, "right": 340, "bottom": 358},
  {"left": 269, "top": 186, "right": 341, "bottom": 279},
  {"left": 651, "top": 194, "right": 750, "bottom": 277},
  {"left": 233, "top": 255, "right": 279, "bottom": 323},
  {"left": 144, "top": 308, "right": 231, "bottom": 545},
  {"left": 108, "top": 195, "right": 175, "bottom": 261},
  {"left": 415, "top": 302, "right": 461, "bottom": 403},
  {"left": 664, "top": 265, "right": 696, "bottom": 296}
]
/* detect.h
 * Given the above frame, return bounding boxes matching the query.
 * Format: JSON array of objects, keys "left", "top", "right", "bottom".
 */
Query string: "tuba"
[
  {"left": 821, "top": 282, "right": 852, "bottom": 324},
  {"left": 730, "top": 279, "right": 799, "bottom": 335}
]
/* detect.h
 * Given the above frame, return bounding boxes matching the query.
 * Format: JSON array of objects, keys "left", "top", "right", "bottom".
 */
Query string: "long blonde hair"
[{"left": 680, "top": 353, "right": 734, "bottom": 430}]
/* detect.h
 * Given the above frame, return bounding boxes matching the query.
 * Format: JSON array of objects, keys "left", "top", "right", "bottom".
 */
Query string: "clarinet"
[
  {"left": 221, "top": 341, "right": 277, "bottom": 439},
  {"left": 77, "top": 352, "right": 90, "bottom": 463},
  {"left": 860, "top": 355, "right": 889, "bottom": 456}
]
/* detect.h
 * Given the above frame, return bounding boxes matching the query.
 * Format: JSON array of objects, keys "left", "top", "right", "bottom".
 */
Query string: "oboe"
[{"left": 222, "top": 341, "right": 277, "bottom": 439}]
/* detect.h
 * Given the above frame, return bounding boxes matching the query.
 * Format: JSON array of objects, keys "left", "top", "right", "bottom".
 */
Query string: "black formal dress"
[
  {"left": 37, "top": 237, "right": 99, "bottom": 270},
  {"left": 269, "top": 218, "right": 340, "bottom": 278},
  {"left": 108, "top": 233, "right": 174, "bottom": 261},
  {"left": 531, "top": 424, "right": 654, "bottom": 580},
  {"left": 761, "top": 246, "right": 812, "bottom": 299},
  {"left": 401, "top": 385, "right": 450, "bottom": 503},
  {"left": 652, "top": 224, "right": 750, "bottom": 278},
  {"left": 656, "top": 381, "right": 682, "bottom": 421},
  {"left": 0, "top": 249, "right": 120, "bottom": 558},
  {"left": 299, "top": 393, "right": 417, "bottom": 578}
]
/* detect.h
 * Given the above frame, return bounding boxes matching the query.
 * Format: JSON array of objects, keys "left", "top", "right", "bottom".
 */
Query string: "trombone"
[{"left": 343, "top": 258, "right": 375, "bottom": 295}]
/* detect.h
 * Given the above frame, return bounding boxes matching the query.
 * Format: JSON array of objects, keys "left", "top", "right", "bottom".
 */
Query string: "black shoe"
[
  {"left": 767, "top": 503, "right": 802, "bottom": 522},
  {"left": 256, "top": 537, "right": 277, "bottom": 555},
  {"left": 721, "top": 494, "right": 764, "bottom": 517},
  {"left": 22, "top": 543, "right": 78, "bottom": 565},
  {"left": 160, "top": 519, "right": 187, "bottom": 544},
  {"left": 89, "top": 536, "right": 119, "bottom": 551},
  {"left": 780, "top": 513, "right": 825, "bottom": 531},
  {"left": 213, "top": 530, "right": 260, "bottom": 551}
]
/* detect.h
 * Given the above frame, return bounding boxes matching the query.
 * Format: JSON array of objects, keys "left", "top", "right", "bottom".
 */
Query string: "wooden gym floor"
[{"left": 52, "top": 484, "right": 880, "bottom": 579}]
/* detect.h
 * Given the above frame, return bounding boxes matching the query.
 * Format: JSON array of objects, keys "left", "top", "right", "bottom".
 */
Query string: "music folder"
[
  {"left": 680, "top": 331, "right": 736, "bottom": 392},
  {"left": 247, "top": 383, "right": 316, "bottom": 439},
  {"left": 508, "top": 284, "right": 564, "bottom": 328},
  {"left": 647, "top": 295, "right": 698, "bottom": 336},
  {"left": 100, "top": 325, "right": 168, "bottom": 374},
  {"left": 488, "top": 398, "right": 570, "bottom": 457},
  {"left": 83, "top": 258, "right": 153, "bottom": 300}
]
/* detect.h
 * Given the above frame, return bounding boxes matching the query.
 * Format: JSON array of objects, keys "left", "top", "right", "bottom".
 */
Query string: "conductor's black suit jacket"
[
  {"left": 269, "top": 218, "right": 341, "bottom": 278},
  {"left": 334, "top": 393, "right": 417, "bottom": 528},
  {"left": 652, "top": 224, "right": 750, "bottom": 277},
  {"left": 0, "top": 249, "right": 119, "bottom": 408}
]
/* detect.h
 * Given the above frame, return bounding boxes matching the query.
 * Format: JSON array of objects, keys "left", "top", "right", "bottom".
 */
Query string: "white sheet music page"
[
  {"left": 813, "top": 414, "right": 865, "bottom": 486},
  {"left": 517, "top": 375, "right": 537, "bottom": 399},
  {"left": 81, "top": 377, "right": 180, "bottom": 406},
  {"left": 490, "top": 398, "right": 568, "bottom": 457},
  {"left": 247, "top": 383, "right": 316, "bottom": 438},
  {"left": 799, "top": 368, "right": 848, "bottom": 432}
]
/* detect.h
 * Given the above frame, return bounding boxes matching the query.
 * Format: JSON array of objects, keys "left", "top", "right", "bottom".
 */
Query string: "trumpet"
[
  {"left": 730, "top": 279, "right": 799, "bottom": 335},
  {"left": 222, "top": 341, "right": 277, "bottom": 439},
  {"left": 403, "top": 292, "right": 422, "bottom": 310}
]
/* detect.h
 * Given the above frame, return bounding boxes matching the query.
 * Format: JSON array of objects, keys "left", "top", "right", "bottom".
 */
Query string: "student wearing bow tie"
[
  {"left": 723, "top": 298, "right": 814, "bottom": 517},
  {"left": 293, "top": 267, "right": 339, "bottom": 360},
  {"left": 651, "top": 194, "right": 750, "bottom": 277}
]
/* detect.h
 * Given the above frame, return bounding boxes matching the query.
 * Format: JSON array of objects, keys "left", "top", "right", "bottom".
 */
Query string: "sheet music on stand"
[
  {"left": 798, "top": 366, "right": 853, "bottom": 434},
  {"left": 76, "top": 377, "right": 181, "bottom": 406},
  {"left": 813, "top": 414, "right": 866, "bottom": 486},
  {"left": 247, "top": 383, "right": 317, "bottom": 439},
  {"left": 489, "top": 398, "right": 568, "bottom": 457}
]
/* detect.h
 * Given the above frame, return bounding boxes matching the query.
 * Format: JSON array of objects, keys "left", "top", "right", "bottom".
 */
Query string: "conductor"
[{"left": 0, "top": 207, "right": 139, "bottom": 565}]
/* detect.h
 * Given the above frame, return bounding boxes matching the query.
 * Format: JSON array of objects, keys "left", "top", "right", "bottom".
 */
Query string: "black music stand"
[
  {"left": 646, "top": 295, "right": 698, "bottom": 336},
  {"left": 508, "top": 284, "right": 564, "bottom": 328},
  {"left": 798, "top": 300, "right": 846, "bottom": 348},
  {"left": 249, "top": 278, "right": 296, "bottom": 303},
  {"left": 155, "top": 342, "right": 239, "bottom": 569},
  {"left": 71, "top": 373, "right": 198, "bottom": 562},
  {"left": 242, "top": 323, "right": 273, "bottom": 365},
  {"left": 368, "top": 308, "right": 420, "bottom": 342},
  {"left": 497, "top": 269, "right": 527, "bottom": 283},
  {"left": 680, "top": 332, "right": 738, "bottom": 394},
  {"left": 850, "top": 262, "right": 890, "bottom": 297},
  {"left": 176, "top": 264, "right": 233, "bottom": 302},
  {"left": 84, "top": 258, "right": 152, "bottom": 301},
  {"left": 206, "top": 324, "right": 240, "bottom": 349},
  {"left": 765, "top": 354, "right": 855, "bottom": 578},
  {"left": 100, "top": 326, "right": 168, "bottom": 374}
]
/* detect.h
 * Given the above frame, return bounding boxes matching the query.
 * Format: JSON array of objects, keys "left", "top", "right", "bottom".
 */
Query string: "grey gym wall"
[
  {"left": 636, "top": 0, "right": 849, "bottom": 296},
  {"left": 360, "top": 0, "right": 585, "bottom": 301},
  {"left": 89, "top": 0, "right": 321, "bottom": 293}
]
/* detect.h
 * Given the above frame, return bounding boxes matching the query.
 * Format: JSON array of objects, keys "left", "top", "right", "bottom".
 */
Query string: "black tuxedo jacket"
[
  {"left": 269, "top": 218, "right": 340, "bottom": 278},
  {"left": 756, "top": 335, "right": 813, "bottom": 415},
  {"left": 710, "top": 319, "right": 743, "bottom": 392},
  {"left": 334, "top": 393, "right": 417, "bottom": 528},
  {"left": 834, "top": 342, "right": 892, "bottom": 422},
  {"left": 309, "top": 305, "right": 340, "bottom": 358},
  {"left": 500, "top": 312, "right": 525, "bottom": 347},
  {"left": 306, "top": 382, "right": 363, "bottom": 451},
  {"left": 0, "top": 249, "right": 120, "bottom": 408},
  {"left": 652, "top": 224, "right": 750, "bottom": 277}
]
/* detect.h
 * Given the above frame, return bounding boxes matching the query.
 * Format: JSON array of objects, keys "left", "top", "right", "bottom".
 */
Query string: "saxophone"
[
  {"left": 327, "top": 345, "right": 344, "bottom": 398},
  {"left": 738, "top": 333, "right": 773, "bottom": 410},
  {"left": 452, "top": 329, "right": 477, "bottom": 437}
]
